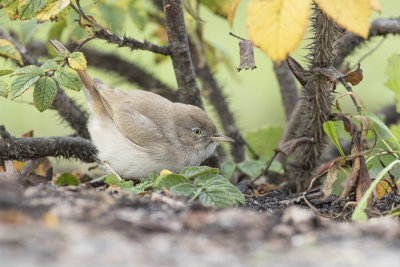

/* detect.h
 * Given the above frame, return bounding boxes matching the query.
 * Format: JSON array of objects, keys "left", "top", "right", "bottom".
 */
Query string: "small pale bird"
[{"left": 49, "top": 40, "right": 234, "bottom": 179}]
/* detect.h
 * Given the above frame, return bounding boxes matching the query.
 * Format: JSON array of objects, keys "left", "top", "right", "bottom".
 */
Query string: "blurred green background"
[{"left": 0, "top": 0, "right": 399, "bottom": 170}]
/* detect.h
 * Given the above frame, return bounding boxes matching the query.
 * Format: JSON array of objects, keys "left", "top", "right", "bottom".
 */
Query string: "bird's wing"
[{"left": 93, "top": 79, "right": 167, "bottom": 150}]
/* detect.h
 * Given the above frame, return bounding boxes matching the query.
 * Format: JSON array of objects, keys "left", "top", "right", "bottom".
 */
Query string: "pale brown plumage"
[{"left": 49, "top": 40, "right": 233, "bottom": 178}]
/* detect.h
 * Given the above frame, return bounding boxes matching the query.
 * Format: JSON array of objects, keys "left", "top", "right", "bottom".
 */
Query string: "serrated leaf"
[
  {"left": 199, "top": 189, "right": 235, "bottom": 207},
  {"left": 18, "top": 0, "right": 47, "bottom": 20},
  {"left": 180, "top": 166, "right": 219, "bottom": 179},
  {"left": 314, "top": 0, "right": 370, "bottom": 39},
  {"left": 36, "top": 0, "right": 70, "bottom": 23},
  {"left": 55, "top": 172, "right": 80, "bottom": 186},
  {"left": 0, "top": 80, "right": 9, "bottom": 98},
  {"left": 205, "top": 180, "right": 245, "bottom": 205},
  {"left": 154, "top": 174, "right": 189, "bottom": 190},
  {"left": 40, "top": 59, "right": 58, "bottom": 71},
  {"left": 33, "top": 76, "right": 58, "bottom": 112},
  {"left": 221, "top": 161, "right": 236, "bottom": 178},
  {"left": 5, "top": 0, "right": 18, "bottom": 20},
  {"left": 0, "top": 70, "right": 13, "bottom": 76},
  {"left": 104, "top": 174, "right": 120, "bottom": 186},
  {"left": 246, "top": 126, "right": 283, "bottom": 160},
  {"left": 323, "top": 121, "right": 346, "bottom": 158},
  {"left": 194, "top": 173, "right": 227, "bottom": 186},
  {"left": 10, "top": 73, "right": 40, "bottom": 99},
  {"left": 385, "top": 54, "right": 400, "bottom": 112},
  {"left": 169, "top": 183, "right": 197, "bottom": 196},
  {"left": 120, "top": 180, "right": 134, "bottom": 189},
  {"left": 0, "top": 39, "right": 23, "bottom": 65},
  {"left": 11, "top": 65, "right": 44, "bottom": 76},
  {"left": 0, "top": 0, "right": 15, "bottom": 8},
  {"left": 237, "top": 160, "right": 264, "bottom": 178},
  {"left": 54, "top": 65, "right": 81, "bottom": 91},
  {"left": 68, "top": 52, "right": 87, "bottom": 71},
  {"left": 246, "top": 0, "right": 312, "bottom": 62}
]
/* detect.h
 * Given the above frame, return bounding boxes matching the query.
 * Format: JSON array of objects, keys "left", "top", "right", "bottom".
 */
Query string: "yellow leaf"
[
  {"left": 370, "top": 0, "right": 381, "bottom": 12},
  {"left": 314, "top": 0, "right": 370, "bottom": 39},
  {"left": 375, "top": 178, "right": 394, "bottom": 199},
  {"left": 36, "top": 0, "right": 70, "bottom": 23},
  {"left": 246, "top": 0, "right": 312, "bottom": 62},
  {"left": 228, "top": 0, "right": 241, "bottom": 28},
  {"left": 5, "top": 0, "right": 19, "bottom": 20},
  {"left": 0, "top": 39, "right": 24, "bottom": 66},
  {"left": 68, "top": 52, "right": 87, "bottom": 71},
  {"left": 160, "top": 169, "right": 172, "bottom": 176}
]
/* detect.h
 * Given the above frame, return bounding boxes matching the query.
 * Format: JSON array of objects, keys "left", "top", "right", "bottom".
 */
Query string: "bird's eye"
[{"left": 193, "top": 128, "right": 202, "bottom": 135}]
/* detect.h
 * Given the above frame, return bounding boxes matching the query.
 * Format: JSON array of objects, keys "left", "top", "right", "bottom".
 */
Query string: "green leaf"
[
  {"left": 120, "top": 180, "right": 134, "bottom": 189},
  {"left": 0, "top": 80, "right": 9, "bottom": 98},
  {"left": 237, "top": 160, "right": 264, "bottom": 178},
  {"left": 11, "top": 65, "right": 44, "bottom": 76},
  {"left": 221, "top": 161, "right": 236, "bottom": 178},
  {"left": 33, "top": 76, "right": 58, "bottom": 112},
  {"left": 54, "top": 65, "right": 81, "bottom": 91},
  {"left": 55, "top": 172, "right": 80, "bottom": 186},
  {"left": 199, "top": 189, "right": 235, "bottom": 207},
  {"left": 40, "top": 59, "right": 58, "bottom": 71},
  {"left": 205, "top": 180, "right": 245, "bottom": 205},
  {"left": 18, "top": 0, "right": 47, "bottom": 20},
  {"left": 365, "top": 112, "right": 400, "bottom": 150},
  {"left": 0, "top": 70, "right": 14, "bottom": 76},
  {"left": 5, "top": 1, "right": 18, "bottom": 20},
  {"left": 169, "top": 183, "right": 197, "bottom": 196},
  {"left": 104, "top": 174, "right": 120, "bottom": 186},
  {"left": 384, "top": 54, "right": 400, "bottom": 112},
  {"left": 323, "top": 120, "right": 346, "bottom": 158},
  {"left": 68, "top": 52, "right": 87, "bottom": 71},
  {"left": 36, "top": 0, "right": 70, "bottom": 23},
  {"left": 10, "top": 73, "right": 41, "bottom": 99},
  {"left": 0, "top": 39, "right": 23, "bottom": 65},
  {"left": 246, "top": 126, "right": 283, "bottom": 159},
  {"left": 352, "top": 159, "right": 400, "bottom": 221},
  {"left": 194, "top": 173, "right": 227, "bottom": 186},
  {"left": 180, "top": 166, "right": 219, "bottom": 179},
  {"left": 154, "top": 174, "right": 189, "bottom": 190}
]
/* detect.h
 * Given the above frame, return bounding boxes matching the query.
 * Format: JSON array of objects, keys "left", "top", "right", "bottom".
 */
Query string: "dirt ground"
[{"left": 1, "top": 171, "right": 400, "bottom": 267}]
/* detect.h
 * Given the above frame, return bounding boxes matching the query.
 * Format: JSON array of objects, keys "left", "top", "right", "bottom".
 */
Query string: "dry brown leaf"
[
  {"left": 344, "top": 63, "right": 363, "bottom": 86},
  {"left": 237, "top": 40, "right": 256, "bottom": 71},
  {"left": 321, "top": 162, "right": 338, "bottom": 199}
]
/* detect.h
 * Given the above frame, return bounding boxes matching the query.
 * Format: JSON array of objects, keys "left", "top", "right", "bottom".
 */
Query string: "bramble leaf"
[
  {"left": 180, "top": 166, "right": 219, "bottom": 179},
  {"left": 68, "top": 51, "right": 87, "bottom": 71},
  {"left": 0, "top": 80, "right": 9, "bottom": 98},
  {"left": 169, "top": 183, "right": 197, "bottom": 196},
  {"left": 237, "top": 160, "right": 264, "bottom": 178},
  {"left": 199, "top": 189, "right": 234, "bottom": 207},
  {"left": 54, "top": 65, "right": 81, "bottom": 91},
  {"left": 18, "top": 0, "right": 47, "bottom": 20},
  {"left": 0, "top": 39, "right": 23, "bottom": 65},
  {"left": 36, "top": 0, "right": 70, "bottom": 23},
  {"left": 221, "top": 161, "right": 236, "bottom": 178},
  {"left": 246, "top": 0, "right": 312, "bottom": 62},
  {"left": 154, "top": 174, "right": 189, "bottom": 190},
  {"left": 10, "top": 73, "right": 41, "bottom": 99},
  {"left": 33, "top": 76, "right": 58, "bottom": 112}
]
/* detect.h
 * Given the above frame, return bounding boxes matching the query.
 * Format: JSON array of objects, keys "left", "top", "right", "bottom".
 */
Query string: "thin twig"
[
  {"left": 250, "top": 151, "right": 278, "bottom": 186},
  {"left": 229, "top": 32, "right": 246, "bottom": 41},
  {"left": 350, "top": 37, "right": 386, "bottom": 70},
  {"left": 338, "top": 77, "right": 362, "bottom": 113}
]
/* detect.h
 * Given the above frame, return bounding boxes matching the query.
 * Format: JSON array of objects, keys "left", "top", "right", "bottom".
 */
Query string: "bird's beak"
[{"left": 210, "top": 134, "right": 235, "bottom": 143}]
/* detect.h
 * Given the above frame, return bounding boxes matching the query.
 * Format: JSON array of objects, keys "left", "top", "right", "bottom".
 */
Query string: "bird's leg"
[{"left": 103, "top": 161, "right": 123, "bottom": 180}]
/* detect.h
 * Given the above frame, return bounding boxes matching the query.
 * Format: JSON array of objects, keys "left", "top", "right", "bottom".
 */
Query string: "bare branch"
[
  {"left": 162, "top": 0, "right": 204, "bottom": 108},
  {"left": 72, "top": 0, "right": 170, "bottom": 56},
  {"left": 335, "top": 18, "right": 400, "bottom": 67},
  {"left": 0, "top": 126, "right": 97, "bottom": 163}
]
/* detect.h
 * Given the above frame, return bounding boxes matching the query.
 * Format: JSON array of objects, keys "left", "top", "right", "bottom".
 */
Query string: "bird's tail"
[{"left": 49, "top": 39, "right": 106, "bottom": 117}]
